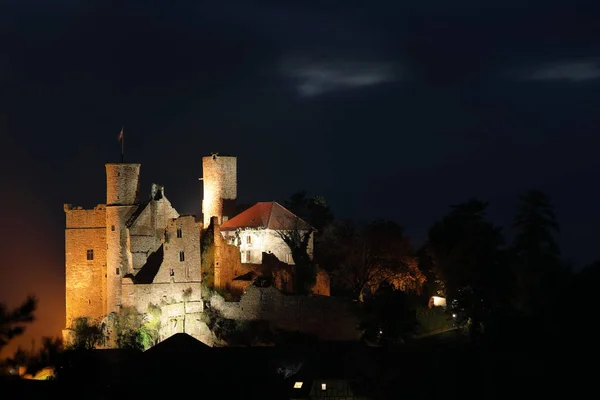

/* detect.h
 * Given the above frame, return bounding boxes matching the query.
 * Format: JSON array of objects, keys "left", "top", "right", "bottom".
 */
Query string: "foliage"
[
  {"left": 114, "top": 306, "right": 162, "bottom": 351},
  {"left": 68, "top": 317, "right": 106, "bottom": 350},
  {"left": 284, "top": 190, "right": 334, "bottom": 232},
  {"left": 415, "top": 306, "right": 453, "bottom": 335},
  {"left": 359, "top": 282, "right": 418, "bottom": 346},
  {"left": 201, "top": 229, "right": 215, "bottom": 289},
  {"left": 322, "top": 219, "right": 425, "bottom": 301},
  {"left": 0, "top": 295, "right": 37, "bottom": 354},
  {"left": 510, "top": 189, "right": 569, "bottom": 317},
  {"left": 424, "top": 199, "right": 507, "bottom": 339},
  {"left": 274, "top": 214, "right": 317, "bottom": 294}
]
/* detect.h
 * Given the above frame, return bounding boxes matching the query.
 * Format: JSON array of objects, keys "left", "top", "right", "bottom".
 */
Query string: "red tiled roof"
[{"left": 220, "top": 202, "right": 312, "bottom": 231}]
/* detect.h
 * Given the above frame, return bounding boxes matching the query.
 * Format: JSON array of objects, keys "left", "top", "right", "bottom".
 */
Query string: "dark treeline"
[{"left": 285, "top": 189, "right": 596, "bottom": 360}]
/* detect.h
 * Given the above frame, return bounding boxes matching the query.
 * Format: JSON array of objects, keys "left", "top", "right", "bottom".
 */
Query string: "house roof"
[{"left": 220, "top": 202, "right": 312, "bottom": 231}]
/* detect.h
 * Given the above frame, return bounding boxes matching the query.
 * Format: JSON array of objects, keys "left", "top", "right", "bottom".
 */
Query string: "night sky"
[{"left": 1, "top": 0, "right": 600, "bottom": 354}]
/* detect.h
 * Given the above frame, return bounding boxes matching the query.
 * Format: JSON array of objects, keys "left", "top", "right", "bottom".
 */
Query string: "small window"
[
  {"left": 294, "top": 382, "right": 303, "bottom": 389},
  {"left": 244, "top": 250, "right": 251, "bottom": 263},
  {"left": 246, "top": 235, "right": 251, "bottom": 244},
  {"left": 116, "top": 268, "right": 120, "bottom": 275},
  {"left": 86, "top": 249, "right": 94, "bottom": 260},
  {"left": 177, "top": 228, "right": 182, "bottom": 238},
  {"left": 179, "top": 251, "right": 185, "bottom": 262},
  {"left": 111, "top": 225, "right": 115, "bottom": 231},
  {"left": 170, "top": 268, "right": 174, "bottom": 276},
  {"left": 321, "top": 383, "right": 327, "bottom": 391}
]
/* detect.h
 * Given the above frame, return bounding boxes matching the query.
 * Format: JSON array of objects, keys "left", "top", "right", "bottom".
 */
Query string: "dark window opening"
[
  {"left": 170, "top": 268, "right": 175, "bottom": 276},
  {"left": 116, "top": 268, "right": 120, "bottom": 275},
  {"left": 179, "top": 251, "right": 185, "bottom": 262},
  {"left": 111, "top": 225, "right": 115, "bottom": 231},
  {"left": 177, "top": 228, "right": 182, "bottom": 238},
  {"left": 86, "top": 249, "right": 94, "bottom": 260}
]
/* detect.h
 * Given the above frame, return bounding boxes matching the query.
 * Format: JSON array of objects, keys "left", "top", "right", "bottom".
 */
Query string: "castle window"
[
  {"left": 177, "top": 228, "right": 182, "bottom": 238},
  {"left": 86, "top": 249, "right": 94, "bottom": 260},
  {"left": 116, "top": 268, "right": 120, "bottom": 275},
  {"left": 170, "top": 268, "right": 174, "bottom": 276},
  {"left": 321, "top": 383, "right": 327, "bottom": 391},
  {"left": 179, "top": 251, "right": 185, "bottom": 262},
  {"left": 111, "top": 225, "right": 115, "bottom": 231},
  {"left": 246, "top": 235, "right": 252, "bottom": 244}
]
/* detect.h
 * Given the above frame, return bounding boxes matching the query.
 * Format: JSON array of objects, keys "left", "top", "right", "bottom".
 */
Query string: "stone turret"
[
  {"left": 105, "top": 163, "right": 140, "bottom": 315},
  {"left": 202, "top": 154, "right": 237, "bottom": 227}
]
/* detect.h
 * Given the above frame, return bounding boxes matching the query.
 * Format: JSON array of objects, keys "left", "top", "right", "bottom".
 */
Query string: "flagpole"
[{"left": 121, "top": 126, "right": 124, "bottom": 163}]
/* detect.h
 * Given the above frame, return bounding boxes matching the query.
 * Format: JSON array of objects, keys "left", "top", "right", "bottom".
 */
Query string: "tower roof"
[{"left": 220, "top": 202, "right": 312, "bottom": 231}]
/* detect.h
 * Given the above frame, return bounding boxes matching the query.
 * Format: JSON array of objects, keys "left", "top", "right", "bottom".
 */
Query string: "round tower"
[
  {"left": 106, "top": 163, "right": 141, "bottom": 206},
  {"left": 105, "top": 163, "right": 141, "bottom": 315},
  {"left": 202, "top": 154, "right": 237, "bottom": 227}
]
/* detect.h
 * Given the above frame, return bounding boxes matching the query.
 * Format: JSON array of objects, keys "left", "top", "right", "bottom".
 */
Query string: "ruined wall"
[
  {"left": 208, "top": 217, "right": 242, "bottom": 292},
  {"left": 154, "top": 216, "right": 202, "bottom": 283},
  {"left": 202, "top": 155, "right": 237, "bottom": 227},
  {"left": 213, "top": 286, "right": 360, "bottom": 341},
  {"left": 121, "top": 280, "right": 205, "bottom": 342},
  {"left": 129, "top": 185, "right": 180, "bottom": 271},
  {"left": 64, "top": 204, "right": 107, "bottom": 326}
]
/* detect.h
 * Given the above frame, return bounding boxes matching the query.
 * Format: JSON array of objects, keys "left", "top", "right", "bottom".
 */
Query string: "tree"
[
  {"left": 511, "top": 189, "right": 569, "bottom": 319},
  {"left": 68, "top": 317, "right": 106, "bottom": 350},
  {"left": 0, "top": 295, "right": 37, "bottom": 355},
  {"left": 321, "top": 219, "right": 425, "bottom": 301},
  {"left": 359, "top": 282, "right": 418, "bottom": 346},
  {"left": 284, "top": 190, "right": 334, "bottom": 232},
  {"left": 274, "top": 213, "right": 317, "bottom": 294},
  {"left": 424, "top": 199, "right": 507, "bottom": 339}
]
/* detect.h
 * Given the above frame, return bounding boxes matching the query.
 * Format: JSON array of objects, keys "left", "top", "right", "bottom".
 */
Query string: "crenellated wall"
[{"left": 64, "top": 204, "right": 107, "bottom": 326}]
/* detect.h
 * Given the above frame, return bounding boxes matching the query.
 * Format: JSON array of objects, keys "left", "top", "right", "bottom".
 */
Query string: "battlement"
[{"left": 65, "top": 204, "right": 107, "bottom": 229}]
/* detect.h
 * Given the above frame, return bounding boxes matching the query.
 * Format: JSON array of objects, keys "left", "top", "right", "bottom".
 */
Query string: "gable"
[{"left": 221, "top": 202, "right": 312, "bottom": 231}]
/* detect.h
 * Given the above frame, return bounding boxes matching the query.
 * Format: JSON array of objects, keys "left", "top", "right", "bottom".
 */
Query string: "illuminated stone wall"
[
  {"left": 154, "top": 215, "right": 202, "bottom": 283},
  {"left": 105, "top": 163, "right": 140, "bottom": 206},
  {"left": 121, "top": 280, "right": 205, "bottom": 342},
  {"left": 202, "top": 155, "right": 237, "bottom": 227},
  {"left": 222, "top": 228, "right": 314, "bottom": 266},
  {"left": 207, "top": 217, "right": 242, "bottom": 292},
  {"left": 105, "top": 163, "right": 142, "bottom": 315},
  {"left": 129, "top": 185, "right": 179, "bottom": 271},
  {"left": 64, "top": 204, "right": 107, "bottom": 327},
  {"left": 214, "top": 286, "right": 360, "bottom": 340}
]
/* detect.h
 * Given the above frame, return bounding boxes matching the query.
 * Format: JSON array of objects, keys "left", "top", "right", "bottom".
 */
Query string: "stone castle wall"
[
  {"left": 213, "top": 286, "right": 360, "bottom": 340},
  {"left": 121, "top": 280, "right": 206, "bottom": 342},
  {"left": 64, "top": 204, "right": 107, "bottom": 327},
  {"left": 208, "top": 217, "right": 242, "bottom": 292},
  {"left": 154, "top": 216, "right": 202, "bottom": 283}
]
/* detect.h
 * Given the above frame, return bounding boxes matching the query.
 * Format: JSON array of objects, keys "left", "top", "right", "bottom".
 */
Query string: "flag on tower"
[{"left": 118, "top": 127, "right": 124, "bottom": 141}]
